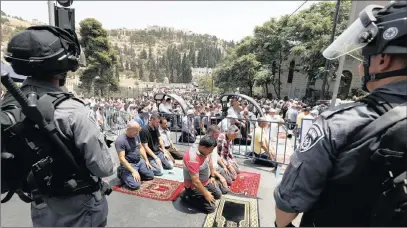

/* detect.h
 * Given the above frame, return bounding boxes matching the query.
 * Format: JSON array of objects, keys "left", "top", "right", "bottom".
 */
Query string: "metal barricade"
[
  {"left": 95, "top": 109, "right": 302, "bottom": 166},
  {"left": 99, "top": 108, "right": 130, "bottom": 136},
  {"left": 156, "top": 112, "right": 299, "bottom": 166}
]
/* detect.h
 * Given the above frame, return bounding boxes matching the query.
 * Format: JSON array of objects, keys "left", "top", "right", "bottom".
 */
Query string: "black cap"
[{"left": 5, "top": 26, "right": 80, "bottom": 78}]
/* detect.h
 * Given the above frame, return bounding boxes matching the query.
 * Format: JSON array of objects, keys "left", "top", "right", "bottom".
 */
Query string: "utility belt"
[
  {"left": 31, "top": 179, "right": 112, "bottom": 205},
  {"left": 28, "top": 156, "right": 112, "bottom": 202}
]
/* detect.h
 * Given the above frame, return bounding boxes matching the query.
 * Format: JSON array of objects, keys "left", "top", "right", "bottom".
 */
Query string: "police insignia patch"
[{"left": 299, "top": 124, "right": 325, "bottom": 153}]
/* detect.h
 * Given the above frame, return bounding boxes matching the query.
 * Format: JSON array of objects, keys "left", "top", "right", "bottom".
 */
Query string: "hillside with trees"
[
  {"left": 109, "top": 27, "right": 235, "bottom": 84},
  {"left": 1, "top": 10, "right": 235, "bottom": 96}
]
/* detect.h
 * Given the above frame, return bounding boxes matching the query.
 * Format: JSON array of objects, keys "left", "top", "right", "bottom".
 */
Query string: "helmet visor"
[{"left": 323, "top": 17, "right": 378, "bottom": 60}]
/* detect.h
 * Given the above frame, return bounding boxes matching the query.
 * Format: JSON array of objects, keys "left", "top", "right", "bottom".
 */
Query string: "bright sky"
[{"left": 1, "top": 1, "right": 321, "bottom": 41}]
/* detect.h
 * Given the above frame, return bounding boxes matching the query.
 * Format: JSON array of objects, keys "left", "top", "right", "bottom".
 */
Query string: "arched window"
[
  {"left": 287, "top": 60, "right": 295, "bottom": 83},
  {"left": 339, "top": 70, "right": 353, "bottom": 98}
]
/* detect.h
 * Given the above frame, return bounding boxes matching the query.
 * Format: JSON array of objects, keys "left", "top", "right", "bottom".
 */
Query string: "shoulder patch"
[{"left": 299, "top": 123, "right": 325, "bottom": 153}]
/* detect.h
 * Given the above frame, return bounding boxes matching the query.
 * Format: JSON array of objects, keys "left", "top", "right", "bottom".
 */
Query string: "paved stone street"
[{"left": 1, "top": 138, "right": 301, "bottom": 227}]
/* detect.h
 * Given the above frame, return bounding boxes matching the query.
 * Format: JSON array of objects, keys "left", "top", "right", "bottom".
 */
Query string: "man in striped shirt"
[
  {"left": 217, "top": 125, "right": 241, "bottom": 180},
  {"left": 182, "top": 136, "right": 221, "bottom": 214}
]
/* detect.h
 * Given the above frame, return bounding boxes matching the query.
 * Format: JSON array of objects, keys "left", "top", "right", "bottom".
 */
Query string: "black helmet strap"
[{"left": 362, "top": 55, "right": 407, "bottom": 92}]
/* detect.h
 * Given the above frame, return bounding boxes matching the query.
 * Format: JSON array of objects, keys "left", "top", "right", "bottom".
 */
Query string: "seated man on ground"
[
  {"left": 207, "top": 125, "right": 233, "bottom": 187},
  {"left": 182, "top": 136, "right": 222, "bottom": 214},
  {"left": 140, "top": 114, "right": 174, "bottom": 176},
  {"left": 250, "top": 117, "right": 276, "bottom": 166},
  {"left": 115, "top": 121, "right": 155, "bottom": 190},
  {"left": 217, "top": 125, "right": 241, "bottom": 181},
  {"left": 159, "top": 117, "right": 184, "bottom": 160}
]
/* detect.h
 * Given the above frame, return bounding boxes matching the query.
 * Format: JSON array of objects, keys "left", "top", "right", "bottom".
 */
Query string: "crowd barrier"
[{"left": 96, "top": 108, "right": 315, "bottom": 166}]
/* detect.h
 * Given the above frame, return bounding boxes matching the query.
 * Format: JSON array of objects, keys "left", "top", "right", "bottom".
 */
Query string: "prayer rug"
[
  {"left": 230, "top": 171, "right": 261, "bottom": 197},
  {"left": 203, "top": 194, "right": 259, "bottom": 227},
  {"left": 112, "top": 178, "right": 184, "bottom": 201},
  {"left": 160, "top": 166, "right": 185, "bottom": 182}
]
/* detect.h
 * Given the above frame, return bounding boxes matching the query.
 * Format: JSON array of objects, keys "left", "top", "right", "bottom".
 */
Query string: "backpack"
[
  {"left": 1, "top": 91, "right": 100, "bottom": 204},
  {"left": 352, "top": 93, "right": 407, "bottom": 226}
]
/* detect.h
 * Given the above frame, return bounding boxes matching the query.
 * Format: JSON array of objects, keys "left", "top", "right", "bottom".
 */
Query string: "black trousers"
[{"left": 183, "top": 183, "right": 222, "bottom": 214}]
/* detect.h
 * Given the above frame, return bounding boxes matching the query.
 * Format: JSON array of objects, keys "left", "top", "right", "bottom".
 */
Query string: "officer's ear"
[{"left": 377, "top": 54, "right": 392, "bottom": 71}]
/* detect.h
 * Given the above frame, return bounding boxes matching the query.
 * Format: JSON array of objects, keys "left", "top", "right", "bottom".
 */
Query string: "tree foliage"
[
  {"left": 79, "top": 18, "right": 119, "bottom": 97},
  {"left": 215, "top": 0, "right": 351, "bottom": 98},
  {"left": 109, "top": 28, "right": 229, "bottom": 83}
]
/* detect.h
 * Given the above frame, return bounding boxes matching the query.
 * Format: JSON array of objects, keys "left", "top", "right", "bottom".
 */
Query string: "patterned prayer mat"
[
  {"left": 112, "top": 178, "right": 184, "bottom": 201},
  {"left": 203, "top": 194, "right": 259, "bottom": 227},
  {"left": 230, "top": 171, "right": 261, "bottom": 197}
]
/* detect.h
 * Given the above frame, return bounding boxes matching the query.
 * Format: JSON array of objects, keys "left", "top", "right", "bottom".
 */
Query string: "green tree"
[
  {"left": 140, "top": 48, "right": 148, "bottom": 59},
  {"left": 215, "top": 53, "right": 259, "bottom": 96},
  {"left": 139, "top": 63, "right": 147, "bottom": 81},
  {"left": 255, "top": 67, "right": 273, "bottom": 95},
  {"left": 189, "top": 45, "right": 196, "bottom": 67},
  {"left": 133, "top": 66, "right": 139, "bottom": 79},
  {"left": 215, "top": 1, "right": 351, "bottom": 99},
  {"left": 79, "top": 18, "right": 119, "bottom": 96},
  {"left": 148, "top": 46, "right": 153, "bottom": 60},
  {"left": 181, "top": 53, "right": 192, "bottom": 83},
  {"left": 288, "top": 1, "right": 351, "bottom": 98}
]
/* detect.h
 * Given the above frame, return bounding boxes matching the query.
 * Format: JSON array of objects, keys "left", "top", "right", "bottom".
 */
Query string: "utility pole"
[
  {"left": 321, "top": 0, "right": 340, "bottom": 100},
  {"left": 48, "top": 0, "right": 55, "bottom": 26},
  {"left": 278, "top": 49, "right": 282, "bottom": 99},
  {"left": 330, "top": 0, "right": 389, "bottom": 107}
]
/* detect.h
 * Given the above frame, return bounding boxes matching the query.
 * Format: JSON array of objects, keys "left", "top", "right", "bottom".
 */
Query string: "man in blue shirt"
[
  {"left": 134, "top": 106, "right": 149, "bottom": 128},
  {"left": 115, "top": 121, "right": 154, "bottom": 190}
]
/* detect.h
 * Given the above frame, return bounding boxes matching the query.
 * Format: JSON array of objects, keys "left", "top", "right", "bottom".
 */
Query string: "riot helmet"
[
  {"left": 4, "top": 25, "right": 82, "bottom": 86},
  {"left": 323, "top": 1, "right": 407, "bottom": 92}
]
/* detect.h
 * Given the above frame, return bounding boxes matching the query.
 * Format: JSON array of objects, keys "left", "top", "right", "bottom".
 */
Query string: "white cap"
[
  {"left": 187, "top": 109, "right": 194, "bottom": 115},
  {"left": 311, "top": 110, "right": 319, "bottom": 115}
]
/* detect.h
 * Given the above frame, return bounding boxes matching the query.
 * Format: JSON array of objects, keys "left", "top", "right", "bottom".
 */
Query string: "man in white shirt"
[
  {"left": 179, "top": 109, "right": 196, "bottom": 143},
  {"left": 159, "top": 117, "right": 183, "bottom": 159},
  {"left": 218, "top": 113, "right": 238, "bottom": 133},
  {"left": 285, "top": 104, "right": 298, "bottom": 130},
  {"left": 159, "top": 98, "right": 179, "bottom": 130}
]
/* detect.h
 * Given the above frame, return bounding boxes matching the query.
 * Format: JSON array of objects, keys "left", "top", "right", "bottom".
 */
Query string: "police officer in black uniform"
[
  {"left": 2, "top": 26, "right": 114, "bottom": 226},
  {"left": 274, "top": 2, "right": 407, "bottom": 227}
]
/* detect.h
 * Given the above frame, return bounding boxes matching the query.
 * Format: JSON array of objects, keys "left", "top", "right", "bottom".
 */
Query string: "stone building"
[
  {"left": 266, "top": 56, "right": 361, "bottom": 99},
  {"left": 191, "top": 67, "right": 213, "bottom": 82}
]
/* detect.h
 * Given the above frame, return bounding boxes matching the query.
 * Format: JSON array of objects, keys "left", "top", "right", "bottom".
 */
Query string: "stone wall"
[{"left": 266, "top": 56, "right": 361, "bottom": 99}]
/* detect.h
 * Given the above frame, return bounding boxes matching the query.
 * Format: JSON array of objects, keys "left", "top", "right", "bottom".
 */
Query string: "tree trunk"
[
  {"left": 278, "top": 49, "right": 282, "bottom": 99},
  {"left": 265, "top": 84, "right": 269, "bottom": 96}
]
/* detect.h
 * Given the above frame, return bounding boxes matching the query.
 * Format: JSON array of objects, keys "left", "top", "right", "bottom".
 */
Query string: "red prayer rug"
[
  {"left": 112, "top": 178, "right": 184, "bottom": 201},
  {"left": 230, "top": 171, "right": 261, "bottom": 197}
]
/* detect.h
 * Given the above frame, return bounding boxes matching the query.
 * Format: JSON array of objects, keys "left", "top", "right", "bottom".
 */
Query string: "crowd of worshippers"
[{"left": 114, "top": 113, "right": 246, "bottom": 213}]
